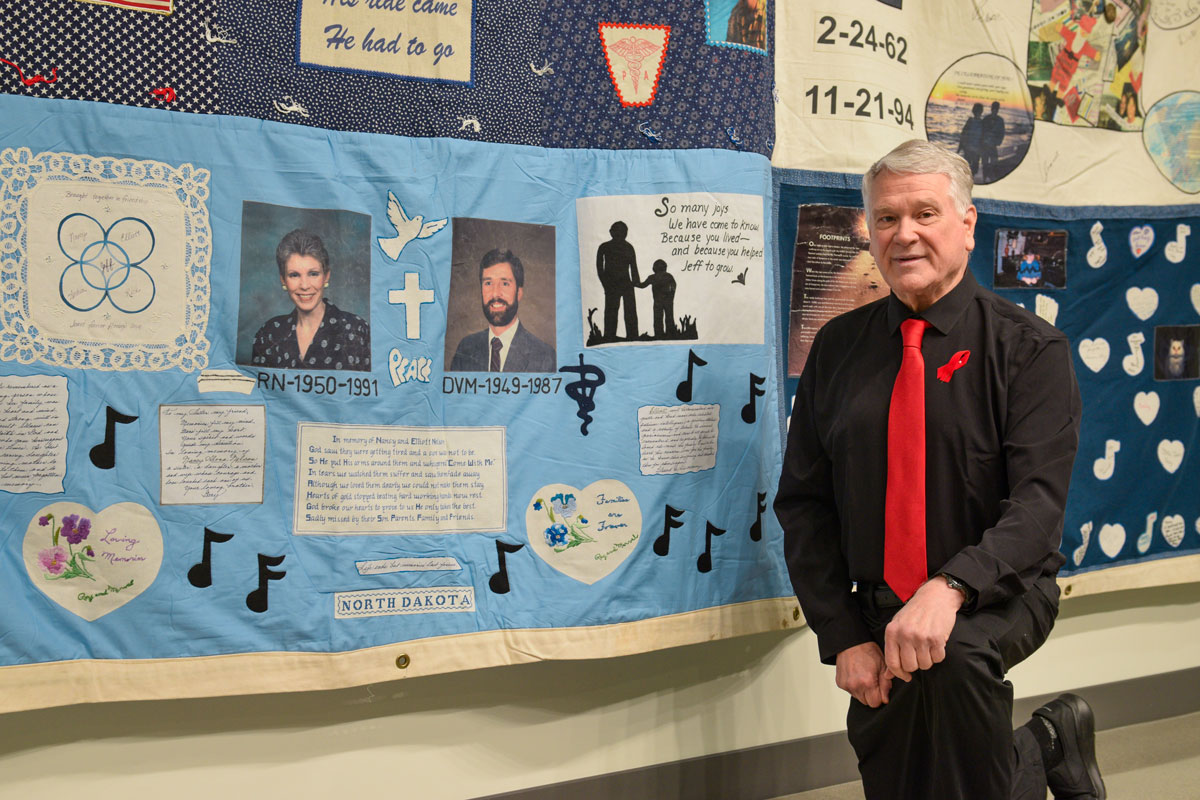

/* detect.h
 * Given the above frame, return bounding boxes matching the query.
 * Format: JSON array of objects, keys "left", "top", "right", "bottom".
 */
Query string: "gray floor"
[{"left": 774, "top": 709, "right": 1200, "bottom": 800}]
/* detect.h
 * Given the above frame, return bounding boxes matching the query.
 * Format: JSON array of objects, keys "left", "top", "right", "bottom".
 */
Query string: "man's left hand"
[{"left": 882, "top": 577, "right": 966, "bottom": 681}]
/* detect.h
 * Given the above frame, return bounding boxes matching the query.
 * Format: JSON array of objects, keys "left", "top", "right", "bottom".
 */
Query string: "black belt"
[{"left": 855, "top": 582, "right": 905, "bottom": 609}]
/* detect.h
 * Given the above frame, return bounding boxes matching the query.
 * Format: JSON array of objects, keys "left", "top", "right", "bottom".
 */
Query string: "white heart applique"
[
  {"left": 1126, "top": 286, "right": 1158, "bottom": 321},
  {"left": 1077, "top": 338, "right": 1110, "bottom": 373},
  {"left": 1129, "top": 225, "right": 1154, "bottom": 258},
  {"left": 23, "top": 501, "right": 163, "bottom": 621},
  {"left": 1133, "top": 391, "right": 1160, "bottom": 425},
  {"left": 1157, "top": 439, "right": 1185, "bottom": 473},
  {"left": 1162, "top": 514, "right": 1185, "bottom": 548},
  {"left": 1193, "top": 386, "right": 1200, "bottom": 417},
  {"left": 526, "top": 480, "right": 642, "bottom": 585},
  {"left": 1191, "top": 284, "right": 1200, "bottom": 317},
  {"left": 1098, "top": 523, "right": 1126, "bottom": 559}
]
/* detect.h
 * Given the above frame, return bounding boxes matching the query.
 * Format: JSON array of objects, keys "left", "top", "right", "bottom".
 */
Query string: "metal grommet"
[
  {"left": 395, "top": 653, "right": 410, "bottom": 669},
  {"left": 1063, "top": 584, "right": 1073, "bottom": 596},
  {"left": 793, "top": 607, "right": 801, "bottom": 620}
]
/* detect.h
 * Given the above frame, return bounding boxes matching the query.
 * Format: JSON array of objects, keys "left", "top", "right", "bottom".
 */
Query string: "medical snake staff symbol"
[
  {"left": 56, "top": 213, "right": 157, "bottom": 314},
  {"left": 608, "top": 36, "right": 658, "bottom": 95},
  {"left": 560, "top": 354, "right": 606, "bottom": 435}
]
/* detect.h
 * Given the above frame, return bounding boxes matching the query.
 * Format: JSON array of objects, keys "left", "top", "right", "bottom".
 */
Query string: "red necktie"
[{"left": 885, "top": 318, "right": 931, "bottom": 602}]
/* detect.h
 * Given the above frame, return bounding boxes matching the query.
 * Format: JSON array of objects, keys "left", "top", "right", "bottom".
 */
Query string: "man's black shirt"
[{"left": 775, "top": 270, "right": 1081, "bottom": 664}]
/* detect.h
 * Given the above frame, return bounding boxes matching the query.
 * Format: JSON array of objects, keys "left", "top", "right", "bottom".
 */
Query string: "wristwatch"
[{"left": 937, "top": 572, "right": 975, "bottom": 605}]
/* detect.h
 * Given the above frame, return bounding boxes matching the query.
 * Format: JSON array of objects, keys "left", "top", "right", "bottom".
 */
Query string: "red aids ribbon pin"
[{"left": 937, "top": 350, "right": 970, "bottom": 382}]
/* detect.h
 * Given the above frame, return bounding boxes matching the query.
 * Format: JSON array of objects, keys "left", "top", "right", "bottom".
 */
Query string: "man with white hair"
[{"left": 775, "top": 140, "right": 1104, "bottom": 799}]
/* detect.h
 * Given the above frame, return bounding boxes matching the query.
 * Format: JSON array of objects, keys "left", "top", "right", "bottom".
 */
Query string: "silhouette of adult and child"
[{"left": 592, "top": 221, "right": 692, "bottom": 344}]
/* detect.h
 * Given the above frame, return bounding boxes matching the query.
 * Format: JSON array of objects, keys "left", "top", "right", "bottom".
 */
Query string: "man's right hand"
[{"left": 835, "top": 642, "right": 893, "bottom": 708}]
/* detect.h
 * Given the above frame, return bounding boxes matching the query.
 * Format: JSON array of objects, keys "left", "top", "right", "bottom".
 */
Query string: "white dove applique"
[{"left": 378, "top": 191, "right": 448, "bottom": 261}]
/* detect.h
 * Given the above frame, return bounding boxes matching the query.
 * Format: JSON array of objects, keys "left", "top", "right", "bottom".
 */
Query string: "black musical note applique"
[
  {"left": 675, "top": 349, "right": 707, "bottom": 402},
  {"left": 560, "top": 354, "right": 606, "bottom": 435},
  {"left": 749, "top": 492, "right": 767, "bottom": 542},
  {"left": 741, "top": 373, "right": 766, "bottom": 424},
  {"left": 697, "top": 521, "right": 726, "bottom": 574},
  {"left": 187, "top": 528, "right": 235, "bottom": 588},
  {"left": 654, "top": 505, "right": 686, "bottom": 556},
  {"left": 89, "top": 405, "right": 138, "bottom": 469},
  {"left": 246, "top": 553, "right": 286, "bottom": 613},
  {"left": 488, "top": 540, "right": 525, "bottom": 594}
]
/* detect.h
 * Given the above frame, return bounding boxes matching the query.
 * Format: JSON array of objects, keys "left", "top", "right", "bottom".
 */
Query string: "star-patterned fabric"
[{"left": 0, "top": 0, "right": 218, "bottom": 114}]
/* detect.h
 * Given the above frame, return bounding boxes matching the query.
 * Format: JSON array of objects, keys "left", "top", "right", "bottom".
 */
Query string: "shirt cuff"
[{"left": 814, "top": 614, "right": 875, "bottom": 665}]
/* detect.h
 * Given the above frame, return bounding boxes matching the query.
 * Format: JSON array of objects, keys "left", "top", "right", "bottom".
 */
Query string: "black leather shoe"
[{"left": 1033, "top": 693, "right": 1106, "bottom": 799}]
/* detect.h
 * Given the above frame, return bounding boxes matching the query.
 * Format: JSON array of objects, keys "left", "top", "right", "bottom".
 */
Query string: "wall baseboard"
[{"left": 477, "top": 665, "right": 1200, "bottom": 800}]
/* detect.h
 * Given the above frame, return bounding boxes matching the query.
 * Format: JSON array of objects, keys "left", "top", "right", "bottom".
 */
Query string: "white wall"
[{"left": 2, "top": 582, "right": 1199, "bottom": 800}]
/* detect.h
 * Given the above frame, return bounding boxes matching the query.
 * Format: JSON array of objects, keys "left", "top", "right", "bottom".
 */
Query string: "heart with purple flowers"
[{"left": 24, "top": 502, "right": 162, "bottom": 621}]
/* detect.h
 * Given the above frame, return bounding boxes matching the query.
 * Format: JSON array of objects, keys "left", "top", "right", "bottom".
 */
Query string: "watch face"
[{"left": 941, "top": 574, "right": 969, "bottom": 594}]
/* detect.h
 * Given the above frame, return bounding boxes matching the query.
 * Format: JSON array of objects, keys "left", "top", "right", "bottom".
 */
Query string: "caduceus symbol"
[
  {"left": 559, "top": 354, "right": 606, "bottom": 436},
  {"left": 609, "top": 36, "right": 659, "bottom": 95}
]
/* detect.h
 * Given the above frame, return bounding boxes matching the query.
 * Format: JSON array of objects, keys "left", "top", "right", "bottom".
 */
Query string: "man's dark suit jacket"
[{"left": 449, "top": 322, "right": 555, "bottom": 372}]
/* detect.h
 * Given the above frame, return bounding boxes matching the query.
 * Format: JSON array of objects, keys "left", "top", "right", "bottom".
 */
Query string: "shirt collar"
[
  {"left": 492, "top": 319, "right": 521, "bottom": 352},
  {"left": 886, "top": 269, "right": 978, "bottom": 336}
]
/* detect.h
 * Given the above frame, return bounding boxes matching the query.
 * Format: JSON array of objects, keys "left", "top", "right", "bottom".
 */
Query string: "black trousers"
[
  {"left": 603, "top": 285, "right": 638, "bottom": 339},
  {"left": 847, "top": 574, "right": 1060, "bottom": 800}
]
